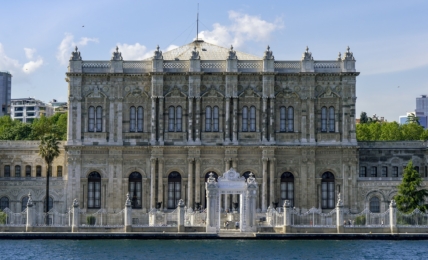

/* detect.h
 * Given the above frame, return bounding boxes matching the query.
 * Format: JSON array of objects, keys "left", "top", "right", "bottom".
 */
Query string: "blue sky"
[{"left": 1, "top": 0, "right": 427, "bottom": 121}]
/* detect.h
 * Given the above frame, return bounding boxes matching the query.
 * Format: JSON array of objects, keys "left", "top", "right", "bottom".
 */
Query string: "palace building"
[{"left": 0, "top": 41, "right": 426, "bottom": 216}]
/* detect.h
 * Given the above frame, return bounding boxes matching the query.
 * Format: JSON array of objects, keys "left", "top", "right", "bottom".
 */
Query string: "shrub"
[
  {"left": 354, "top": 215, "right": 366, "bottom": 225},
  {"left": 86, "top": 215, "right": 96, "bottom": 225},
  {"left": 0, "top": 210, "right": 7, "bottom": 225}
]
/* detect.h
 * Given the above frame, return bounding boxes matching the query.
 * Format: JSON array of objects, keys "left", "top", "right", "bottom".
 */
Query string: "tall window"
[
  {"left": 280, "top": 172, "right": 294, "bottom": 207},
  {"left": 321, "top": 107, "right": 327, "bottom": 132},
  {"left": 369, "top": 197, "right": 380, "bottom": 213},
  {"left": 129, "top": 172, "right": 142, "bottom": 209},
  {"left": 280, "top": 107, "right": 286, "bottom": 132},
  {"left": 381, "top": 166, "right": 388, "bottom": 177},
  {"left": 205, "top": 106, "right": 219, "bottom": 132},
  {"left": 329, "top": 106, "right": 335, "bottom": 132},
  {"left": 242, "top": 106, "right": 248, "bottom": 132},
  {"left": 288, "top": 107, "right": 294, "bottom": 132},
  {"left": 321, "top": 172, "right": 335, "bottom": 209},
  {"left": 130, "top": 106, "right": 144, "bottom": 132},
  {"left": 89, "top": 106, "right": 95, "bottom": 132},
  {"left": 15, "top": 165, "right": 21, "bottom": 178},
  {"left": 96, "top": 106, "right": 102, "bottom": 132},
  {"left": 4, "top": 165, "right": 10, "bottom": 177},
  {"left": 359, "top": 166, "right": 367, "bottom": 177},
  {"left": 167, "top": 172, "right": 181, "bottom": 209},
  {"left": 250, "top": 106, "right": 256, "bottom": 132},
  {"left": 44, "top": 196, "right": 54, "bottom": 212},
  {"left": 25, "top": 165, "right": 31, "bottom": 177},
  {"left": 21, "top": 196, "right": 28, "bottom": 212},
  {"left": 36, "top": 165, "right": 42, "bottom": 177},
  {"left": 88, "top": 172, "right": 101, "bottom": 209},
  {"left": 371, "top": 166, "right": 377, "bottom": 177},
  {"left": 0, "top": 197, "right": 9, "bottom": 210},
  {"left": 168, "top": 106, "right": 182, "bottom": 132},
  {"left": 88, "top": 106, "right": 102, "bottom": 132},
  {"left": 57, "top": 166, "right": 63, "bottom": 177},
  {"left": 392, "top": 166, "right": 398, "bottom": 177}
]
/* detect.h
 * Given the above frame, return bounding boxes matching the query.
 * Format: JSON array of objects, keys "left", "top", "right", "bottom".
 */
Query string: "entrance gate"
[{"left": 205, "top": 168, "right": 258, "bottom": 232}]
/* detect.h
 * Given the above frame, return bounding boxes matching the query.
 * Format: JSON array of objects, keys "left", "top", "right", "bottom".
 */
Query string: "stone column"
[
  {"left": 232, "top": 159, "right": 238, "bottom": 207},
  {"left": 336, "top": 194, "right": 344, "bottom": 233},
  {"left": 67, "top": 100, "right": 73, "bottom": 142},
  {"left": 195, "top": 97, "right": 201, "bottom": 143},
  {"left": 76, "top": 101, "right": 82, "bottom": 142},
  {"left": 187, "top": 158, "right": 194, "bottom": 209},
  {"left": 124, "top": 193, "right": 132, "bottom": 232},
  {"left": 262, "top": 97, "right": 268, "bottom": 142},
  {"left": 283, "top": 200, "right": 292, "bottom": 233},
  {"left": 25, "top": 192, "right": 34, "bottom": 232},
  {"left": 269, "top": 98, "right": 275, "bottom": 142},
  {"left": 262, "top": 158, "right": 268, "bottom": 212},
  {"left": 195, "top": 159, "right": 201, "bottom": 206},
  {"left": 205, "top": 173, "right": 218, "bottom": 232},
  {"left": 224, "top": 97, "right": 231, "bottom": 143},
  {"left": 177, "top": 199, "right": 185, "bottom": 232},
  {"left": 150, "top": 158, "right": 157, "bottom": 209},
  {"left": 157, "top": 159, "right": 164, "bottom": 209},
  {"left": 390, "top": 200, "right": 397, "bottom": 234},
  {"left": 188, "top": 98, "right": 193, "bottom": 143},
  {"left": 158, "top": 97, "right": 164, "bottom": 144},
  {"left": 72, "top": 199, "right": 79, "bottom": 233},
  {"left": 224, "top": 159, "right": 230, "bottom": 211},
  {"left": 232, "top": 98, "right": 238, "bottom": 143},
  {"left": 150, "top": 97, "right": 157, "bottom": 144},
  {"left": 269, "top": 158, "right": 275, "bottom": 208}
]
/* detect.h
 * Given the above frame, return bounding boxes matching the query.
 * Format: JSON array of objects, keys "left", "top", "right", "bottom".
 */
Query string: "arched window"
[
  {"left": 329, "top": 106, "right": 335, "bottom": 132},
  {"left": 43, "top": 196, "right": 54, "bottom": 212},
  {"left": 321, "top": 107, "right": 327, "bottom": 132},
  {"left": 168, "top": 106, "right": 175, "bottom": 131},
  {"left": 280, "top": 106, "right": 286, "bottom": 132},
  {"left": 359, "top": 166, "right": 367, "bottom": 177},
  {"left": 88, "top": 172, "right": 101, "bottom": 209},
  {"left": 21, "top": 196, "right": 28, "bottom": 212},
  {"left": 176, "top": 106, "right": 182, "bottom": 132},
  {"left": 205, "top": 106, "right": 212, "bottom": 132},
  {"left": 130, "top": 106, "right": 136, "bottom": 132},
  {"left": 0, "top": 197, "right": 9, "bottom": 210},
  {"left": 250, "top": 106, "right": 256, "bottom": 132},
  {"left": 242, "top": 106, "right": 248, "bottom": 132},
  {"left": 392, "top": 166, "right": 398, "bottom": 177},
  {"left": 88, "top": 106, "right": 95, "bottom": 132},
  {"left": 369, "top": 197, "right": 380, "bottom": 213},
  {"left": 96, "top": 106, "right": 103, "bottom": 132},
  {"left": 36, "top": 165, "right": 42, "bottom": 177},
  {"left": 287, "top": 107, "right": 294, "bottom": 132},
  {"left": 371, "top": 166, "right": 377, "bottom": 177},
  {"left": 280, "top": 172, "right": 294, "bottom": 207},
  {"left": 4, "top": 165, "right": 10, "bottom": 177},
  {"left": 381, "top": 166, "right": 387, "bottom": 177},
  {"left": 57, "top": 166, "right": 63, "bottom": 177},
  {"left": 129, "top": 172, "right": 142, "bottom": 209},
  {"left": 321, "top": 172, "right": 335, "bottom": 209},
  {"left": 205, "top": 172, "right": 219, "bottom": 182},
  {"left": 213, "top": 106, "right": 219, "bottom": 132},
  {"left": 137, "top": 106, "right": 144, "bottom": 132},
  {"left": 15, "top": 165, "right": 21, "bottom": 178},
  {"left": 167, "top": 172, "right": 181, "bottom": 209},
  {"left": 25, "top": 165, "right": 31, "bottom": 178}
]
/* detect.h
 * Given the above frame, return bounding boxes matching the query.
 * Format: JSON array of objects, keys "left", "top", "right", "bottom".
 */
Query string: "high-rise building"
[
  {"left": 415, "top": 95, "right": 428, "bottom": 128},
  {"left": 0, "top": 71, "right": 12, "bottom": 117}
]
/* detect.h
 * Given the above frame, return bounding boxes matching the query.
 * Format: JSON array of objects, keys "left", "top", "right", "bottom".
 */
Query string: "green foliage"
[
  {"left": 0, "top": 113, "right": 67, "bottom": 141},
  {"left": 86, "top": 215, "right": 96, "bottom": 225},
  {"left": 360, "top": 112, "right": 368, "bottom": 124},
  {"left": 406, "top": 113, "right": 420, "bottom": 125},
  {"left": 356, "top": 121, "right": 426, "bottom": 141},
  {"left": 394, "top": 161, "right": 428, "bottom": 213},
  {"left": 354, "top": 215, "right": 366, "bottom": 225},
  {"left": 0, "top": 210, "right": 6, "bottom": 224},
  {"left": 39, "top": 134, "right": 60, "bottom": 167}
]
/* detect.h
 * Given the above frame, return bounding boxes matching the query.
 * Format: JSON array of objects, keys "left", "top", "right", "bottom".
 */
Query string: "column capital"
[
  {"left": 262, "top": 157, "right": 269, "bottom": 162},
  {"left": 150, "top": 158, "right": 157, "bottom": 163},
  {"left": 224, "top": 158, "right": 232, "bottom": 162},
  {"left": 158, "top": 158, "right": 165, "bottom": 164},
  {"left": 187, "top": 158, "right": 195, "bottom": 163}
]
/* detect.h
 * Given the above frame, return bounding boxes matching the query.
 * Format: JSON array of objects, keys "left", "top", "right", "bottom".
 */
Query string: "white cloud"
[
  {"left": 22, "top": 58, "right": 43, "bottom": 74},
  {"left": 56, "top": 33, "right": 98, "bottom": 65},
  {"left": 24, "top": 48, "right": 36, "bottom": 59},
  {"left": 112, "top": 44, "right": 179, "bottom": 60},
  {"left": 197, "top": 11, "right": 284, "bottom": 47},
  {"left": 0, "top": 43, "right": 21, "bottom": 73}
]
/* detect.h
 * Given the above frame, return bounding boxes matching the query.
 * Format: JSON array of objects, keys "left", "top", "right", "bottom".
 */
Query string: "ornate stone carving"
[
  {"left": 153, "top": 45, "right": 163, "bottom": 60},
  {"left": 263, "top": 46, "right": 274, "bottom": 60},
  {"left": 342, "top": 46, "right": 355, "bottom": 61},
  {"left": 70, "top": 46, "right": 82, "bottom": 61},
  {"left": 111, "top": 46, "right": 123, "bottom": 61},
  {"left": 190, "top": 46, "right": 200, "bottom": 60},
  {"left": 302, "top": 46, "right": 313, "bottom": 61},
  {"left": 228, "top": 45, "right": 237, "bottom": 60}
]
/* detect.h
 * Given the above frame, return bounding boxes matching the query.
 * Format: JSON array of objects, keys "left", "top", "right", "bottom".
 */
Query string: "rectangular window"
[
  {"left": 371, "top": 167, "right": 377, "bottom": 177},
  {"left": 57, "top": 166, "right": 63, "bottom": 177},
  {"left": 15, "top": 166, "right": 21, "bottom": 177},
  {"left": 4, "top": 165, "right": 10, "bottom": 177},
  {"left": 26, "top": 166, "right": 31, "bottom": 177},
  {"left": 36, "top": 166, "right": 42, "bottom": 177},
  {"left": 96, "top": 106, "right": 102, "bottom": 132},
  {"left": 392, "top": 166, "right": 398, "bottom": 177},
  {"left": 381, "top": 166, "right": 387, "bottom": 177},
  {"left": 321, "top": 107, "right": 327, "bottom": 132},
  {"left": 27, "top": 112, "right": 35, "bottom": 116},
  {"left": 26, "top": 106, "right": 35, "bottom": 111},
  {"left": 359, "top": 166, "right": 366, "bottom": 177}
]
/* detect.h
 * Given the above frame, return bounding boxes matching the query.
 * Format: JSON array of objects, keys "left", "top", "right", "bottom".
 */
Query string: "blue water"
[{"left": 0, "top": 239, "right": 425, "bottom": 259}]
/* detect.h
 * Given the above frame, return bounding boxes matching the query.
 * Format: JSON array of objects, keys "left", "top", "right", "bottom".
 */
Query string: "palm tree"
[
  {"left": 406, "top": 113, "right": 420, "bottom": 125},
  {"left": 39, "top": 134, "right": 60, "bottom": 225}
]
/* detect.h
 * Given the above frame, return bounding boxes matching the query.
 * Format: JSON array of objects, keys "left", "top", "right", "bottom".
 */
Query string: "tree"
[
  {"left": 406, "top": 113, "right": 420, "bottom": 125},
  {"left": 39, "top": 134, "right": 60, "bottom": 224},
  {"left": 360, "top": 112, "right": 368, "bottom": 124},
  {"left": 394, "top": 161, "right": 428, "bottom": 213},
  {"left": 379, "top": 121, "right": 402, "bottom": 141}
]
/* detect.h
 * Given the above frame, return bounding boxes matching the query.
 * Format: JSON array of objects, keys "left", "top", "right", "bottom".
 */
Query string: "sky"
[{"left": 0, "top": 0, "right": 427, "bottom": 122}]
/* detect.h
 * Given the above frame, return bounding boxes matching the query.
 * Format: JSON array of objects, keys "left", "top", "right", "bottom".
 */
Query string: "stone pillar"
[
  {"left": 224, "top": 159, "right": 230, "bottom": 211},
  {"left": 232, "top": 159, "right": 238, "bottom": 206},
  {"left": 224, "top": 97, "right": 231, "bottom": 143},
  {"left": 269, "top": 98, "right": 275, "bottom": 142},
  {"left": 336, "top": 193, "right": 344, "bottom": 233},
  {"left": 150, "top": 158, "right": 157, "bottom": 209},
  {"left": 124, "top": 193, "right": 132, "bottom": 232},
  {"left": 157, "top": 159, "right": 164, "bottom": 209},
  {"left": 262, "top": 158, "right": 268, "bottom": 212},
  {"left": 188, "top": 98, "right": 194, "bottom": 143},
  {"left": 195, "top": 97, "right": 201, "bottom": 143},
  {"left": 25, "top": 192, "right": 34, "bottom": 232},
  {"left": 67, "top": 100, "right": 73, "bottom": 142},
  {"left": 177, "top": 199, "right": 185, "bottom": 232},
  {"left": 269, "top": 158, "right": 275, "bottom": 208},
  {"left": 150, "top": 97, "right": 157, "bottom": 144},
  {"left": 158, "top": 97, "right": 164, "bottom": 144},
  {"left": 262, "top": 97, "right": 268, "bottom": 142},
  {"left": 232, "top": 98, "right": 238, "bottom": 144},
  {"left": 195, "top": 159, "right": 201, "bottom": 206},
  {"left": 283, "top": 200, "right": 292, "bottom": 233},
  {"left": 187, "top": 158, "right": 194, "bottom": 209},
  {"left": 206, "top": 173, "right": 218, "bottom": 233},
  {"left": 390, "top": 200, "right": 397, "bottom": 234},
  {"left": 72, "top": 199, "right": 79, "bottom": 233}
]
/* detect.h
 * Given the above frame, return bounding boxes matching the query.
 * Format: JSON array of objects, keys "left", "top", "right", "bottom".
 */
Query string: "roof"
[{"left": 148, "top": 40, "right": 261, "bottom": 61}]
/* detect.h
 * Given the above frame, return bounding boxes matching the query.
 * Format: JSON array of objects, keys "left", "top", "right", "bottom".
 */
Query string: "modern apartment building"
[
  {"left": 0, "top": 71, "right": 12, "bottom": 117},
  {"left": 10, "top": 98, "right": 53, "bottom": 123}
]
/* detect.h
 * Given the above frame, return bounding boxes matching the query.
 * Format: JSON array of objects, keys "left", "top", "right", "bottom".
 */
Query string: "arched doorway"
[
  {"left": 129, "top": 172, "right": 142, "bottom": 209},
  {"left": 167, "top": 172, "right": 181, "bottom": 209},
  {"left": 321, "top": 172, "right": 335, "bottom": 209},
  {"left": 280, "top": 172, "right": 294, "bottom": 207}
]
